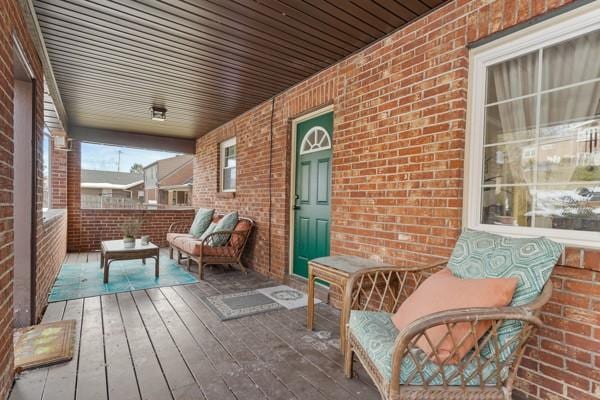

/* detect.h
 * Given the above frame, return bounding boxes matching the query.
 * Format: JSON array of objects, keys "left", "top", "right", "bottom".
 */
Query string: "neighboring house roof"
[
  {"left": 81, "top": 169, "right": 143, "bottom": 190},
  {"left": 144, "top": 154, "right": 194, "bottom": 189},
  {"left": 159, "top": 160, "right": 193, "bottom": 187},
  {"left": 145, "top": 154, "right": 194, "bottom": 180}
]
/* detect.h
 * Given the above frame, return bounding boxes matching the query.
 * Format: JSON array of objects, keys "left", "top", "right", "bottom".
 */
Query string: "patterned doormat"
[
  {"left": 257, "top": 285, "right": 321, "bottom": 309},
  {"left": 202, "top": 285, "right": 321, "bottom": 320},
  {"left": 201, "top": 290, "right": 282, "bottom": 321},
  {"left": 49, "top": 256, "right": 199, "bottom": 302},
  {"left": 14, "top": 320, "right": 76, "bottom": 372}
]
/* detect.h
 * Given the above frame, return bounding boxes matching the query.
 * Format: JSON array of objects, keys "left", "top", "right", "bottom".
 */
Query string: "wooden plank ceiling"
[{"left": 34, "top": 0, "right": 446, "bottom": 139}]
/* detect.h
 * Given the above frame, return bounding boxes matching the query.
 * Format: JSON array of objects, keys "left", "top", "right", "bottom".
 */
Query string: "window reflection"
[{"left": 481, "top": 29, "right": 600, "bottom": 233}]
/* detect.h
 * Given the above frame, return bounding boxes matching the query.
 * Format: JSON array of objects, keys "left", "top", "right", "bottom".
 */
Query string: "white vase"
[{"left": 123, "top": 237, "right": 135, "bottom": 248}]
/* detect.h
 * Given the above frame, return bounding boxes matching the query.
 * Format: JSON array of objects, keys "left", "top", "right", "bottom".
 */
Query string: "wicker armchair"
[
  {"left": 342, "top": 263, "right": 552, "bottom": 400},
  {"left": 167, "top": 216, "right": 254, "bottom": 279}
]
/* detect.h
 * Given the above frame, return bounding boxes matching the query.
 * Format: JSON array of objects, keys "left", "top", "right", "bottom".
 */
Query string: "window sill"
[
  {"left": 43, "top": 209, "right": 66, "bottom": 224},
  {"left": 467, "top": 223, "right": 600, "bottom": 250},
  {"left": 216, "top": 191, "right": 235, "bottom": 199}
]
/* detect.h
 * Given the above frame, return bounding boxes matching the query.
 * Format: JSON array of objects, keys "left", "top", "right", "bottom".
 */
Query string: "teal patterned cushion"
[
  {"left": 348, "top": 311, "right": 501, "bottom": 386},
  {"left": 210, "top": 211, "right": 238, "bottom": 246},
  {"left": 448, "top": 230, "right": 563, "bottom": 362},
  {"left": 199, "top": 222, "right": 217, "bottom": 242},
  {"left": 189, "top": 208, "right": 214, "bottom": 238},
  {"left": 448, "top": 230, "right": 563, "bottom": 307}
]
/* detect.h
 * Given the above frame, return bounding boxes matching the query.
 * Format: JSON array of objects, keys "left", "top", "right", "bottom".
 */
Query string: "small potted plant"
[{"left": 121, "top": 219, "right": 141, "bottom": 248}]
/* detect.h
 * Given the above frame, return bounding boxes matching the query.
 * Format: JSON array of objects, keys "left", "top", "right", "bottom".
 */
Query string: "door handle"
[{"left": 293, "top": 194, "right": 300, "bottom": 210}]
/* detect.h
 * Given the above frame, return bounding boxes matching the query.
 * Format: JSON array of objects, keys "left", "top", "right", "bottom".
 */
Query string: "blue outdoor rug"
[{"left": 48, "top": 256, "right": 199, "bottom": 302}]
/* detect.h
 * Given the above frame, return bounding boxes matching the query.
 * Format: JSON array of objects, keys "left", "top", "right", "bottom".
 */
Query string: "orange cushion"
[
  {"left": 391, "top": 268, "right": 517, "bottom": 364},
  {"left": 202, "top": 245, "right": 236, "bottom": 257},
  {"left": 172, "top": 236, "right": 202, "bottom": 256},
  {"left": 166, "top": 233, "right": 193, "bottom": 243},
  {"left": 172, "top": 236, "right": 236, "bottom": 257}
]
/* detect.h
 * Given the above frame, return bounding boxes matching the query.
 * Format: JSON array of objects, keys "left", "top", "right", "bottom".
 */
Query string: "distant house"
[
  {"left": 143, "top": 155, "right": 193, "bottom": 207},
  {"left": 81, "top": 169, "right": 144, "bottom": 208}
]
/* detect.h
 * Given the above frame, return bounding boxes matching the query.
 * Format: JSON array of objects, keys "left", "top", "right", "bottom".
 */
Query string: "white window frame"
[
  {"left": 464, "top": 2, "right": 600, "bottom": 249},
  {"left": 220, "top": 137, "right": 236, "bottom": 192},
  {"left": 42, "top": 129, "right": 52, "bottom": 211}
]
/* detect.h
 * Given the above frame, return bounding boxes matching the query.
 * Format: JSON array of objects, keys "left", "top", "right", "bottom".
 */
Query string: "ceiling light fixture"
[{"left": 150, "top": 106, "right": 167, "bottom": 121}]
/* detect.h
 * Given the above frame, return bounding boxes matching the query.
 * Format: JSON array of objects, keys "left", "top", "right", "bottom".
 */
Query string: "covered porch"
[{"left": 1, "top": 0, "right": 599, "bottom": 400}]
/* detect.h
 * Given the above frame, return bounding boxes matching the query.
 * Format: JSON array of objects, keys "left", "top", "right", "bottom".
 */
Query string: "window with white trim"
[
  {"left": 466, "top": 6, "right": 600, "bottom": 247},
  {"left": 220, "top": 137, "right": 236, "bottom": 192}
]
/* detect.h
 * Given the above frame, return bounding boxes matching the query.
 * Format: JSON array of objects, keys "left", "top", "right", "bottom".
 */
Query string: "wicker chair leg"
[
  {"left": 199, "top": 262, "right": 205, "bottom": 280},
  {"left": 344, "top": 336, "right": 354, "bottom": 379},
  {"left": 238, "top": 259, "right": 248, "bottom": 275},
  {"left": 169, "top": 246, "right": 173, "bottom": 259}
]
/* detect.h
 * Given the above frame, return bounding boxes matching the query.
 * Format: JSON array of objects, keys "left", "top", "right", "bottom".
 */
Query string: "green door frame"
[{"left": 289, "top": 105, "right": 334, "bottom": 278}]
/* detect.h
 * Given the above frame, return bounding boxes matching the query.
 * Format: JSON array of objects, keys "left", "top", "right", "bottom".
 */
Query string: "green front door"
[{"left": 292, "top": 111, "right": 333, "bottom": 278}]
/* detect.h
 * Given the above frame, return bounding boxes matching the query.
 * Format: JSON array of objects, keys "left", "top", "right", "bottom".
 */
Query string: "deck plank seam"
[{"left": 112, "top": 293, "right": 144, "bottom": 400}]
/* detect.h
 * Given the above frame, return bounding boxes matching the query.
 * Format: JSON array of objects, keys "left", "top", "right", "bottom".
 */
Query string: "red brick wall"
[
  {"left": 519, "top": 251, "right": 600, "bottom": 400},
  {"left": 34, "top": 211, "right": 67, "bottom": 322},
  {"left": 192, "top": 1, "right": 598, "bottom": 399},
  {"left": 194, "top": 0, "right": 586, "bottom": 275},
  {"left": 192, "top": 101, "right": 274, "bottom": 276},
  {"left": 70, "top": 208, "right": 195, "bottom": 252},
  {"left": 29, "top": 139, "right": 70, "bottom": 324},
  {"left": 0, "top": 0, "right": 45, "bottom": 397}
]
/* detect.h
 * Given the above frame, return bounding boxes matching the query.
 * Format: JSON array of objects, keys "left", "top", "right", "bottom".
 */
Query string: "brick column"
[{"left": 67, "top": 140, "right": 81, "bottom": 251}]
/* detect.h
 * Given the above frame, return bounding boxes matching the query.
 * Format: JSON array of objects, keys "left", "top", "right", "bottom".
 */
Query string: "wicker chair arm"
[
  {"left": 168, "top": 220, "right": 192, "bottom": 233},
  {"left": 201, "top": 230, "right": 249, "bottom": 253},
  {"left": 393, "top": 307, "right": 543, "bottom": 350},
  {"left": 342, "top": 261, "right": 446, "bottom": 332},
  {"left": 520, "top": 281, "right": 553, "bottom": 312},
  {"left": 388, "top": 305, "right": 546, "bottom": 391}
]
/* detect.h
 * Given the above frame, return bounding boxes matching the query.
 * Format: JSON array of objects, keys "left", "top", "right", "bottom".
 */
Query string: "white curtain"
[
  {"left": 540, "top": 29, "right": 600, "bottom": 129},
  {"left": 489, "top": 52, "right": 538, "bottom": 185}
]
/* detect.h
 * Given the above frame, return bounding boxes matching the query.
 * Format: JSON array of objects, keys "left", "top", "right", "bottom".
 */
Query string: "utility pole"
[{"left": 117, "top": 150, "right": 123, "bottom": 172}]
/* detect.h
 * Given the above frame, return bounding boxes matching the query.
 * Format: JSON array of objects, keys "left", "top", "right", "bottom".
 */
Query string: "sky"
[{"left": 81, "top": 143, "right": 180, "bottom": 173}]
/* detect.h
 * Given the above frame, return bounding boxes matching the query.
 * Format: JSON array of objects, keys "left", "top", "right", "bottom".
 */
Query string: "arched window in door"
[{"left": 300, "top": 126, "right": 331, "bottom": 155}]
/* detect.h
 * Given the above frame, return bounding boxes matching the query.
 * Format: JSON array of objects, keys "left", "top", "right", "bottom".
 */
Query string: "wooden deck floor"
[{"left": 10, "top": 250, "right": 379, "bottom": 400}]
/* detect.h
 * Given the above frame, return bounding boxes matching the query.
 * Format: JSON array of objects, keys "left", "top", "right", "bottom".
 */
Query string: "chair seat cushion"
[
  {"left": 172, "top": 236, "right": 236, "bottom": 257},
  {"left": 349, "top": 311, "right": 503, "bottom": 386},
  {"left": 173, "top": 236, "right": 202, "bottom": 256},
  {"left": 167, "top": 233, "right": 193, "bottom": 243},
  {"left": 391, "top": 269, "right": 517, "bottom": 364}
]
